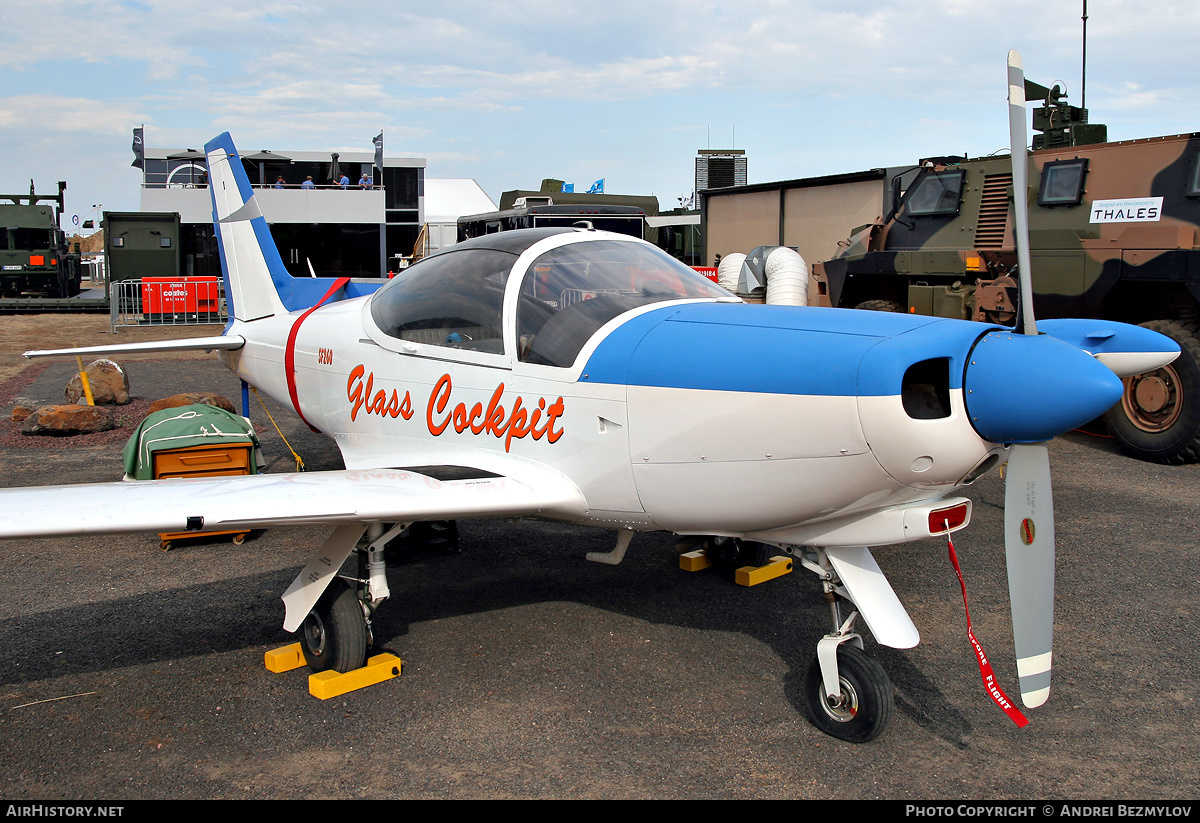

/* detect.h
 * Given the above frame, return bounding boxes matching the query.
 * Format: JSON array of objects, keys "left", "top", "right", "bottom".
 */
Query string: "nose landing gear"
[
  {"left": 795, "top": 546, "right": 895, "bottom": 743},
  {"left": 802, "top": 643, "right": 892, "bottom": 743}
]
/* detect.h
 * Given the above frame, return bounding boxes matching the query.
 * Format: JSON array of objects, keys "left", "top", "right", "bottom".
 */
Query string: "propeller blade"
[
  {"left": 1007, "top": 49, "right": 1038, "bottom": 336},
  {"left": 1004, "top": 443, "right": 1055, "bottom": 707}
]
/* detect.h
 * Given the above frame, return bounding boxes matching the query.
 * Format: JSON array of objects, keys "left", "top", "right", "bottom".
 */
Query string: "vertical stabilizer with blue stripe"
[{"left": 205, "top": 133, "right": 290, "bottom": 322}]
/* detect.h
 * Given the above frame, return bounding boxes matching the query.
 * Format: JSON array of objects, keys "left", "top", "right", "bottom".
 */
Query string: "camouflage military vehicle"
[
  {"left": 815, "top": 82, "right": 1200, "bottom": 464},
  {"left": 1, "top": 182, "right": 81, "bottom": 300}
]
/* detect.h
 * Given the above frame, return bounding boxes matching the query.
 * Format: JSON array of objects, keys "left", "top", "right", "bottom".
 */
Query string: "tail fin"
[
  {"left": 205, "top": 132, "right": 380, "bottom": 320},
  {"left": 205, "top": 133, "right": 290, "bottom": 321}
]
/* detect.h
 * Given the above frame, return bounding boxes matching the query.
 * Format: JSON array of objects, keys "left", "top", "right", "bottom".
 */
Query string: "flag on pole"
[
  {"left": 562, "top": 183, "right": 574, "bottom": 193},
  {"left": 373, "top": 132, "right": 384, "bottom": 173},
  {"left": 587, "top": 178, "right": 604, "bottom": 194},
  {"left": 130, "top": 127, "right": 144, "bottom": 169}
]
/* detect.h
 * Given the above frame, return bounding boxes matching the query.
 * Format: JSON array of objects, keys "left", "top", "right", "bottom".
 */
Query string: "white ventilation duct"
[
  {"left": 764, "top": 247, "right": 809, "bottom": 306},
  {"left": 716, "top": 253, "right": 746, "bottom": 293},
  {"left": 732, "top": 246, "right": 810, "bottom": 306}
]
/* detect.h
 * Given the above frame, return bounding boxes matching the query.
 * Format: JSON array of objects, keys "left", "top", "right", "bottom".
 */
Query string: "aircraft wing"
[{"left": 0, "top": 464, "right": 587, "bottom": 540}]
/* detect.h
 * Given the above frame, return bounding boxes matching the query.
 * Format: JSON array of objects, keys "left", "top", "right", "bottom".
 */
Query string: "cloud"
[
  {"left": 2, "top": 1, "right": 1198, "bottom": 215},
  {"left": 0, "top": 95, "right": 145, "bottom": 134}
]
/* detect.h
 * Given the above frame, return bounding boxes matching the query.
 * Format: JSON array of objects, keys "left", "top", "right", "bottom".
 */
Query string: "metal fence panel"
[{"left": 110, "top": 278, "right": 228, "bottom": 331}]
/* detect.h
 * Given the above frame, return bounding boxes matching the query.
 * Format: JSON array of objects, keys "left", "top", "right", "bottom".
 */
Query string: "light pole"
[{"left": 83, "top": 203, "right": 103, "bottom": 234}]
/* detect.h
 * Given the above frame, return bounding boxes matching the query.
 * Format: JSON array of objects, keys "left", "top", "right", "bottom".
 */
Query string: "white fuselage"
[{"left": 219, "top": 294, "right": 1000, "bottom": 542}]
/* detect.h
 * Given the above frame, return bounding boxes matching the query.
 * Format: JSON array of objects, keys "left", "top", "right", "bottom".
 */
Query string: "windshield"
[
  {"left": 517, "top": 239, "right": 729, "bottom": 367},
  {"left": 905, "top": 170, "right": 965, "bottom": 216},
  {"left": 370, "top": 248, "right": 517, "bottom": 354}
]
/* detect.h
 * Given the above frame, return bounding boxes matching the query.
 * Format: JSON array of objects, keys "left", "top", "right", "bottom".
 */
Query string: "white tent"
[{"left": 421, "top": 179, "right": 496, "bottom": 254}]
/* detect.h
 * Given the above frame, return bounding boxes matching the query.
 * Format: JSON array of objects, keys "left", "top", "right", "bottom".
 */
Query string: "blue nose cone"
[{"left": 964, "top": 330, "right": 1124, "bottom": 443}]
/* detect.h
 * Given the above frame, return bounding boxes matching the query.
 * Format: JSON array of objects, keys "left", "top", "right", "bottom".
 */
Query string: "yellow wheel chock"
[
  {"left": 265, "top": 643, "right": 402, "bottom": 699},
  {"left": 678, "top": 549, "right": 793, "bottom": 586}
]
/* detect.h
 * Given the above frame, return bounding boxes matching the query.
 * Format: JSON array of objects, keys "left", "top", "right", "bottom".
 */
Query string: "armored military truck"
[
  {"left": 815, "top": 82, "right": 1200, "bottom": 464},
  {"left": 1, "top": 182, "right": 81, "bottom": 300}
]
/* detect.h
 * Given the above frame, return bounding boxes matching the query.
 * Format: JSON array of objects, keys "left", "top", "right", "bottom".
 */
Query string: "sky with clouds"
[{"left": 1, "top": 0, "right": 1196, "bottom": 229}]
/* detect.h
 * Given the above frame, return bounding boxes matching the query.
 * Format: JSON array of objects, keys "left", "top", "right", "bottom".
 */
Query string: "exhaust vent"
[{"left": 974, "top": 173, "right": 1013, "bottom": 249}]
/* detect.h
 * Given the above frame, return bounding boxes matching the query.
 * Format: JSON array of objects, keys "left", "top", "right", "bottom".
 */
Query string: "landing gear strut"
[{"left": 288, "top": 521, "right": 408, "bottom": 674}]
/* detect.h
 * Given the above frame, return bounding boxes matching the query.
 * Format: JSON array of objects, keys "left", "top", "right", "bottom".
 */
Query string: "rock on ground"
[
  {"left": 148, "top": 392, "right": 236, "bottom": 414},
  {"left": 65, "top": 359, "right": 130, "bottom": 405},
  {"left": 20, "top": 404, "right": 116, "bottom": 436}
]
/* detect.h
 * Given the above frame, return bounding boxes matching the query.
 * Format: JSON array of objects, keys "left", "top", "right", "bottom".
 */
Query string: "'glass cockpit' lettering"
[{"left": 426, "top": 373, "right": 565, "bottom": 452}]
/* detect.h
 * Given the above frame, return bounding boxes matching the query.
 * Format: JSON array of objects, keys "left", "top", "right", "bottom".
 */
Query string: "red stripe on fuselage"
[{"left": 284, "top": 277, "right": 351, "bottom": 432}]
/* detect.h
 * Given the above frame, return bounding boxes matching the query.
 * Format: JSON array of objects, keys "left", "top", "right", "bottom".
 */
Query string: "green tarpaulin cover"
[{"left": 122, "top": 404, "right": 260, "bottom": 480}]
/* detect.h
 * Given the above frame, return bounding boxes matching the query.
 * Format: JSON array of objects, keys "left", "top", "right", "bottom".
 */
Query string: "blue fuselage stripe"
[{"left": 580, "top": 303, "right": 990, "bottom": 397}]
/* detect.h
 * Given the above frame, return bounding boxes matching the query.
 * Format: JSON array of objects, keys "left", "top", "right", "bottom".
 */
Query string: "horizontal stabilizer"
[{"left": 25, "top": 336, "right": 246, "bottom": 360}]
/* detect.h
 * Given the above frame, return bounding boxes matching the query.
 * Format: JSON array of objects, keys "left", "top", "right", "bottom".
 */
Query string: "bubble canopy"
[{"left": 367, "top": 229, "right": 730, "bottom": 366}]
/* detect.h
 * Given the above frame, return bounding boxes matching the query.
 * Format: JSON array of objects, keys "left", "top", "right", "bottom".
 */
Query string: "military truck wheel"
[
  {"left": 1104, "top": 320, "right": 1200, "bottom": 464},
  {"left": 855, "top": 299, "right": 904, "bottom": 313}
]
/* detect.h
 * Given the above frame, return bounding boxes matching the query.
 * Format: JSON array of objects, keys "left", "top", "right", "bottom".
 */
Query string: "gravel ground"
[{"left": 0, "top": 314, "right": 1197, "bottom": 800}]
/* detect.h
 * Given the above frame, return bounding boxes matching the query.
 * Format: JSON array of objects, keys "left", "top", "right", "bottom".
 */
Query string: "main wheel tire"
[
  {"left": 705, "top": 537, "right": 773, "bottom": 569},
  {"left": 704, "top": 536, "right": 743, "bottom": 569},
  {"left": 300, "top": 578, "right": 368, "bottom": 673},
  {"left": 854, "top": 299, "right": 904, "bottom": 313},
  {"left": 1104, "top": 319, "right": 1200, "bottom": 464},
  {"left": 802, "top": 644, "right": 893, "bottom": 743},
  {"left": 743, "top": 540, "right": 772, "bottom": 567}
]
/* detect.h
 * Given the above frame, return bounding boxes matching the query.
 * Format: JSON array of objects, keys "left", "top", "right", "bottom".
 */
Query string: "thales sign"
[{"left": 1090, "top": 197, "right": 1164, "bottom": 223}]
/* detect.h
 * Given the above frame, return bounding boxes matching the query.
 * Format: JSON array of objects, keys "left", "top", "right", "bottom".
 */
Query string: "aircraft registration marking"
[{"left": 347, "top": 365, "right": 565, "bottom": 452}]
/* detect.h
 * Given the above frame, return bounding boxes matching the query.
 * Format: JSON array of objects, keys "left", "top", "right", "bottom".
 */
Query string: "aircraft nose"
[{"left": 964, "top": 330, "right": 1124, "bottom": 443}]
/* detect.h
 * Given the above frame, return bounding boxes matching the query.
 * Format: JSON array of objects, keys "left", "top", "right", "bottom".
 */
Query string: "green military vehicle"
[
  {"left": 0, "top": 181, "right": 81, "bottom": 300},
  {"left": 815, "top": 81, "right": 1200, "bottom": 464}
]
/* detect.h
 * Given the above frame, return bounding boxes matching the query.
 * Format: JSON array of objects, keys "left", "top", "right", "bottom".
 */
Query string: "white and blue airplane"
[{"left": 0, "top": 52, "right": 1180, "bottom": 742}]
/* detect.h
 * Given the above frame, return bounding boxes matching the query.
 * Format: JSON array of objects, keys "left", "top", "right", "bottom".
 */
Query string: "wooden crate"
[{"left": 154, "top": 442, "right": 253, "bottom": 549}]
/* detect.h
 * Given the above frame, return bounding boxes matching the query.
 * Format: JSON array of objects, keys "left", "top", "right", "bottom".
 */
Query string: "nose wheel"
[{"left": 802, "top": 643, "right": 893, "bottom": 743}]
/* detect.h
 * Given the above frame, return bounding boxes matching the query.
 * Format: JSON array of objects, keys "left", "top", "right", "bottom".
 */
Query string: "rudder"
[{"left": 205, "top": 132, "right": 290, "bottom": 322}]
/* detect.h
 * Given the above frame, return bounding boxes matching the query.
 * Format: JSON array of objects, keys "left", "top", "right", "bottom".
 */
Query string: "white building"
[{"left": 138, "top": 145, "right": 425, "bottom": 278}]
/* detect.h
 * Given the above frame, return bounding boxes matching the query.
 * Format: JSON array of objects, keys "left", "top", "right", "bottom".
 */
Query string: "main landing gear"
[
  {"left": 287, "top": 522, "right": 404, "bottom": 675},
  {"left": 300, "top": 577, "right": 369, "bottom": 673},
  {"left": 793, "top": 546, "right": 895, "bottom": 743},
  {"left": 291, "top": 520, "right": 462, "bottom": 675}
]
